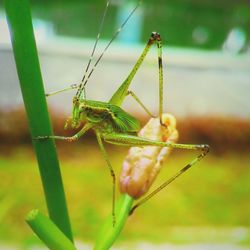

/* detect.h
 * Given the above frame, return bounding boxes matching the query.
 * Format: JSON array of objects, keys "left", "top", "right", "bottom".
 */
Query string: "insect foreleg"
[
  {"left": 35, "top": 123, "right": 92, "bottom": 142},
  {"left": 130, "top": 144, "right": 209, "bottom": 214},
  {"left": 96, "top": 132, "right": 116, "bottom": 226}
]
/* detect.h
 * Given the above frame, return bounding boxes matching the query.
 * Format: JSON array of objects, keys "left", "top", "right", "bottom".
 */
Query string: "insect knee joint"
[
  {"left": 202, "top": 144, "right": 210, "bottom": 154},
  {"left": 127, "top": 90, "right": 132, "bottom": 95},
  {"left": 151, "top": 31, "right": 161, "bottom": 40},
  {"left": 160, "top": 119, "right": 168, "bottom": 128},
  {"left": 67, "top": 135, "right": 79, "bottom": 142},
  {"left": 110, "top": 170, "right": 116, "bottom": 182}
]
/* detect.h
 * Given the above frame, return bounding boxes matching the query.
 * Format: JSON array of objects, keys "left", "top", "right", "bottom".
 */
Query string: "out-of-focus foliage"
[
  {"left": 142, "top": 0, "right": 250, "bottom": 50},
  {"left": 28, "top": 0, "right": 250, "bottom": 50},
  {"left": 178, "top": 116, "right": 250, "bottom": 154},
  {"left": 0, "top": 145, "right": 250, "bottom": 244},
  {"left": 0, "top": 108, "right": 250, "bottom": 244},
  {"left": 1, "top": 108, "right": 250, "bottom": 154}
]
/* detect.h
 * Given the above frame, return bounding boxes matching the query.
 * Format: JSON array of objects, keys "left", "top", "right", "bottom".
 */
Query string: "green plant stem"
[
  {"left": 94, "top": 194, "right": 134, "bottom": 250},
  {"left": 26, "top": 210, "right": 77, "bottom": 250},
  {"left": 4, "top": 0, "right": 73, "bottom": 241}
]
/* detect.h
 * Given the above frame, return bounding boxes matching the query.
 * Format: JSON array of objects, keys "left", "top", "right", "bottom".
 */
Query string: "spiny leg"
[
  {"left": 102, "top": 133, "right": 208, "bottom": 151},
  {"left": 157, "top": 35, "right": 164, "bottom": 125},
  {"left": 34, "top": 123, "right": 93, "bottom": 142},
  {"left": 102, "top": 132, "right": 209, "bottom": 213},
  {"left": 96, "top": 132, "right": 116, "bottom": 226},
  {"left": 109, "top": 32, "right": 164, "bottom": 125},
  {"left": 130, "top": 145, "right": 209, "bottom": 214},
  {"left": 126, "top": 90, "right": 155, "bottom": 117}
]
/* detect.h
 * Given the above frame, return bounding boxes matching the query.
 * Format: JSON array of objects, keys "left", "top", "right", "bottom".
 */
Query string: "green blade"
[
  {"left": 26, "top": 210, "right": 76, "bottom": 250},
  {"left": 4, "top": 0, "right": 73, "bottom": 241}
]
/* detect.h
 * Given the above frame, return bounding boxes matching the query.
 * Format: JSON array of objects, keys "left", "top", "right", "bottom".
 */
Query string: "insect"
[{"left": 37, "top": 0, "right": 209, "bottom": 225}]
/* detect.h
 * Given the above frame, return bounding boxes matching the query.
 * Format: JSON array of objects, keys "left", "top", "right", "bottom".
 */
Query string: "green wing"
[
  {"left": 83, "top": 100, "right": 140, "bottom": 133},
  {"left": 109, "top": 105, "right": 140, "bottom": 133}
]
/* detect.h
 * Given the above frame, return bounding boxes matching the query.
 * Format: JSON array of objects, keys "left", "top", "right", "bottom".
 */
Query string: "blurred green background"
[
  {"left": 29, "top": 0, "right": 250, "bottom": 50},
  {"left": 0, "top": 0, "right": 250, "bottom": 249}
]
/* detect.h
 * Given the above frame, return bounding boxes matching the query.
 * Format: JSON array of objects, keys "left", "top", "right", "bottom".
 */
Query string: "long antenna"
[
  {"left": 76, "top": 0, "right": 111, "bottom": 98},
  {"left": 77, "top": 0, "right": 143, "bottom": 98}
]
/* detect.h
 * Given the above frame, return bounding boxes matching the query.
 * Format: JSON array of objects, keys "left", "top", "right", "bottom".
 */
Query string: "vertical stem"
[
  {"left": 4, "top": 0, "right": 73, "bottom": 241},
  {"left": 94, "top": 194, "right": 134, "bottom": 250}
]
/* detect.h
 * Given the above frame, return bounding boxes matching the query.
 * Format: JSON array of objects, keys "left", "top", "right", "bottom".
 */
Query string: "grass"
[
  {"left": 5, "top": 0, "right": 73, "bottom": 240},
  {"left": 0, "top": 143, "right": 249, "bottom": 247}
]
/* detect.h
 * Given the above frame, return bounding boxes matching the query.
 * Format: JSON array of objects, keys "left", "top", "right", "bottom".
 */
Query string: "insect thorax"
[{"left": 79, "top": 100, "right": 140, "bottom": 134}]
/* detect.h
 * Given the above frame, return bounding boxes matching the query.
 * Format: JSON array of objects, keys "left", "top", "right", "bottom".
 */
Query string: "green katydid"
[{"left": 36, "top": 0, "right": 209, "bottom": 225}]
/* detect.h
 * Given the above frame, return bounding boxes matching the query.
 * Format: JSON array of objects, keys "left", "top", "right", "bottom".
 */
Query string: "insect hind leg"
[
  {"left": 130, "top": 144, "right": 209, "bottom": 214},
  {"left": 101, "top": 132, "right": 209, "bottom": 214},
  {"left": 109, "top": 32, "right": 165, "bottom": 124}
]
